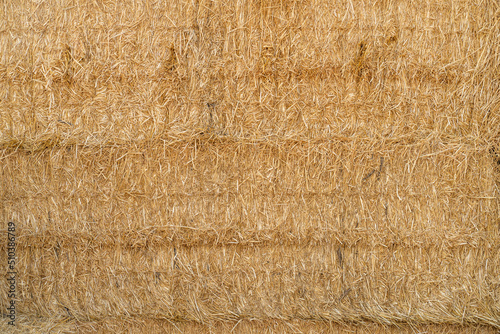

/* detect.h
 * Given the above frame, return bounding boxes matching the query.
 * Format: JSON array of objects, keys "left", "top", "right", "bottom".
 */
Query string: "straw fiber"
[{"left": 1, "top": 0, "right": 499, "bottom": 332}]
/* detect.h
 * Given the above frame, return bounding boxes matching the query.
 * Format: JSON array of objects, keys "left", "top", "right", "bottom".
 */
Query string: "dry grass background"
[{"left": 1, "top": 0, "right": 500, "bottom": 332}]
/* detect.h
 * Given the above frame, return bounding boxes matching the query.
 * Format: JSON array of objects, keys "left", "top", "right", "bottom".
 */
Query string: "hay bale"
[
  {"left": 2, "top": 318, "right": 499, "bottom": 334},
  {"left": 1, "top": 0, "right": 499, "bottom": 332}
]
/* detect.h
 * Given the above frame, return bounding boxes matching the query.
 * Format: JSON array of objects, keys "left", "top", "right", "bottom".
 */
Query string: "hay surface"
[
  {"left": 1, "top": 317, "right": 499, "bottom": 334},
  {"left": 1, "top": 0, "right": 500, "bottom": 332}
]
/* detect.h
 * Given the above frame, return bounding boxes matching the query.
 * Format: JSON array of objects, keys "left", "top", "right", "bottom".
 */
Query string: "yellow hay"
[{"left": 1, "top": 0, "right": 499, "bottom": 332}]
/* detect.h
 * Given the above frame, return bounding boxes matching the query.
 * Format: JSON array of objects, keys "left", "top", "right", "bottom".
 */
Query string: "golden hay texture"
[
  {"left": 1, "top": 0, "right": 500, "bottom": 332},
  {"left": 1, "top": 318, "right": 500, "bottom": 334}
]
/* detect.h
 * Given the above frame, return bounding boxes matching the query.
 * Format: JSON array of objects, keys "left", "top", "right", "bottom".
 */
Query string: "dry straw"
[{"left": 1, "top": 0, "right": 500, "bottom": 332}]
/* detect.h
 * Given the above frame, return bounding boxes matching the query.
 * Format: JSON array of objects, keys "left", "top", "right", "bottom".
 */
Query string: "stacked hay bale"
[{"left": 1, "top": 0, "right": 499, "bottom": 332}]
